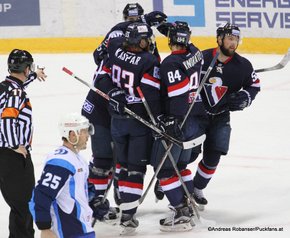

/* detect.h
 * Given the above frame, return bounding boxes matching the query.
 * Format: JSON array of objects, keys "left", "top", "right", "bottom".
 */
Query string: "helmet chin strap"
[{"left": 67, "top": 134, "right": 80, "bottom": 152}]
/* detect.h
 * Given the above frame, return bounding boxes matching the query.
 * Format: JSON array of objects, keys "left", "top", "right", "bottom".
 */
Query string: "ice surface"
[{"left": 0, "top": 52, "right": 289, "bottom": 238}]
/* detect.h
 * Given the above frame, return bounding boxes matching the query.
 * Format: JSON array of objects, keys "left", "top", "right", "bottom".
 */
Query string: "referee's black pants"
[{"left": 0, "top": 148, "right": 35, "bottom": 238}]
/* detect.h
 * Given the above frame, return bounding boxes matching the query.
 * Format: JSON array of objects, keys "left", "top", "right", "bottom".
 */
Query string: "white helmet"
[{"left": 58, "top": 113, "right": 94, "bottom": 141}]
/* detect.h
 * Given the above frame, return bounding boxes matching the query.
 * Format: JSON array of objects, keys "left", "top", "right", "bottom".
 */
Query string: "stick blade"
[
  {"left": 256, "top": 48, "right": 290, "bottom": 73},
  {"left": 182, "top": 134, "right": 206, "bottom": 149},
  {"left": 279, "top": 47, "right": 290, "bottom": 67}
]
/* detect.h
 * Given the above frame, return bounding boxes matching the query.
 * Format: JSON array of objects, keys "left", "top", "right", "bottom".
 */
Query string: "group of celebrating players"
[
  {"left": 0, "top": 2, "right": 261, "bottom": 238},
  {"left": 81, "top": 2, "right": 260, "bottom": 235}
]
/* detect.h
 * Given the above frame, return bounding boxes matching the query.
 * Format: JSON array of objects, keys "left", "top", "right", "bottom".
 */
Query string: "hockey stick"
[
  {"left": 62, "top": 67, "right": 199, "bottom": 150},
  {"left": 136, "top": 86, "right": 203, "bottom": 220},
  {"left": 119, "top": 51, "right": 219, "bottom": 213},
  {"left": 255, "top": 48, "right": 290, "bottom": 73}
]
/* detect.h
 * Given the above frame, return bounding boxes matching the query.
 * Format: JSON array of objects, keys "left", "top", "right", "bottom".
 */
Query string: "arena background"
[{"left": 0, "top": 0, "right": 289, "bottom": 54}]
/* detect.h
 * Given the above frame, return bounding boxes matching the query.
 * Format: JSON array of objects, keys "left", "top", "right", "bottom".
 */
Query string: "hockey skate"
[
  {"left": 192, "top": 187, "right": 208, "bottom": 211},
  {"left": 160, "top": 204, "right": 194, "bottom": 232},
  {"left": 103, "top": 206, "right": 120, "bottom": 225},
  {"left": 154, "top": 180, "right": 164, "bottom": 202},
  {"left": 120, "top": 214, "right": 139, "bottom": 235}
]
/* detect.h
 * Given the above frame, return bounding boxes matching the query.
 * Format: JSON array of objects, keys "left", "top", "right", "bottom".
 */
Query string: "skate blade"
[
  {"left": 197, "top": 204, "right": 205, "bottom": 211},
  {"left": 160, "top": 222, "right": 193, "bottom": 232},
  {"left": 102, "top": 218, "right": 119, "bottom": 226},
  {"left": 120, "top": 226, "right": 137, "bottom": 236}
]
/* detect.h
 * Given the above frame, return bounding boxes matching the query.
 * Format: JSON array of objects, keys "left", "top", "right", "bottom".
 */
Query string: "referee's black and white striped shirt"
[{"left": 0, "top": 74, "right": 37, "bottom": 150}]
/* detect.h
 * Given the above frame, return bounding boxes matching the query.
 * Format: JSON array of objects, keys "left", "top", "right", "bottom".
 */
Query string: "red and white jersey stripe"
[{"left": 168, "top": 77, "right": 190, "bottom": 97}]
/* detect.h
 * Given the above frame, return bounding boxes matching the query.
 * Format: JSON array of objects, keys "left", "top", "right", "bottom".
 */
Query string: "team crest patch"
[
  {"left": 82, "top": 100, "right": 94, "bottom": 114},
  {"left": 78, "top": 168, "right": 83, "bottom": 172},
  {"left": 204, "top": 77, "right": 228, "bottom": 107},
  {"left": 54, "top": 148, "right": 68, "bottom": 155}
]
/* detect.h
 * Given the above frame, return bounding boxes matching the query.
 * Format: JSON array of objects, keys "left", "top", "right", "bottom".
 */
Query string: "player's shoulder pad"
[
  {"left": 45, "top": 147, "right": 76, "bottom": 174},
  {"left": 141, "top": 52, "right": 160, "bottom": 69},
  {"left": 188, "top": 43, "right": 201, "bottom": 54},
  {"left": 161, "top": 53, "right": 183, "bottom": 67},
  {"left": 108, "top": 36, "right": 125, "bottom": 49},
  {"left": 234, "top": 52, "right": 252, "bottom": 67},
  {"left": 202, "top": 48, "right": 215, "bottom": 58},
  {"left": 111, "top": 21, "right": 132, "bottom": 33}
]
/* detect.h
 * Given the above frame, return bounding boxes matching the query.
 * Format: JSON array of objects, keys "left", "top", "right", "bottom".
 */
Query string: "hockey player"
[
  {"left": 100, "top": 22, "right": 161, "bottom": 234},
  {"left": 0, "top": 49, "right": 46, "bottom": 238},
  {"left": 82, "top": 3, "right": 167, "bottom": 221},
  {"left": 150, "top": 21, "right": 204, "bottom": 232},
  {"left": 191, "top": 22, "right": 261, "bottom": 208},
  {"left": 29, "top": 113, "right": 96, "bottom": 238},
  {"left": 93, "top": 3, "right": 166, "bottom": 65},
  {"left": 82, "top": 3, "right": 146, "bottom": 221}
]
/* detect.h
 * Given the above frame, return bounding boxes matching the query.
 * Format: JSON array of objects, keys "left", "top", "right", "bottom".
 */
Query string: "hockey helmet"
[
  {"left": 216, "top": 22, "right": 240, "bottom": 38},
  {"left": 123, "top": 3, "right": 144, "bottom": 20},
  {"left": 8, "top": 49, "right": 34, "bottom": 73},
  {"left": 168, "top": 21, "right": 191, "bottom": 46},
  {"left": 58, "top": 113, "right": 94, "bottom": 141},
  {"left": 125, "top": 22, "right": 153, "bottom": 46}
]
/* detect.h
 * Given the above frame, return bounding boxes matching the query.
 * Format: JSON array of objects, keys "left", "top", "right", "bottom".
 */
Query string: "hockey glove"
[
  {"left": 157, "top": 22, "right": 173, "bottom": 36},
  {"left": 89, "top": 195, "right": 110, "bottom": 221},
  {"left": 142, "top": 11, "right": 167, "bottom": 26},
  {"left": 228, "top": 90, "right": 252, "bottom": 111},
  {"left": 107, "top": 88, "right": 127, "bottom": 115},
  {"left": 93, "top": 40, "right": 108, "bottom": 65},
  {"left": 159, "top": 115, "right": 184, "bottom": 140},
  {"left": 152, "top": 115, "right": 166, "bottom": 140}
]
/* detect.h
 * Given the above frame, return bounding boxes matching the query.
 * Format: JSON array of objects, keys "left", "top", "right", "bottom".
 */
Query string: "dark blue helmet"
[
  {"left": 125, "top": 22, "right": 153, "bottom": 46},
  {"left": 168, "top": 21, "right": 191, "bottom": 46},
  {"left": 217, "top": 22, "right": 240, "bottom": 38},
  {"left": 123, "top": 3, "right": 144, "bottom": 20},
  {"left": 8, "top": 49, "right": 34, "bottom": 73}
]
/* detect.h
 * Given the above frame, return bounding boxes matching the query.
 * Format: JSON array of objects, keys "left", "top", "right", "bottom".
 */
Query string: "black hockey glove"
[
  {"left": 163, "top": 116, "right": 184, "bottom": 140},
  {"left": 157, "top": 22, "right": 173, "bottom": 36},
  {"left": 142, "top": 11, "right": 167, "bottom": 26},
  {"left": 89, "top": 195, "right": 110, "bottom": 221},
  {"left": 107, "top": 88, "right": 127, "bottom": 115},
  {"left": 93, "top": 41, "right": 108, "bottom": 65},
  {"left": 155, "top": 115, "right": 184, "bottom": 140},
  {"left": 152, "top": 115, "right": 166, "bottom": 139},
  {"left": 228, "top": 90, "right": 251, "bottom": 111}
]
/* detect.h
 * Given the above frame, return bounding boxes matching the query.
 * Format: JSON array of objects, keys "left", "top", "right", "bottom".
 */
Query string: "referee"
[{"left": 0, "top": 49, "right": 47, "bottom": 238}]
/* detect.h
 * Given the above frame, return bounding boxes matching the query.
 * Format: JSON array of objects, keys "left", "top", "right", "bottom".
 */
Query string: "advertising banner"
[
  {"left": 0, "top": 0, "right": 40, "bottom": 26},
  {"left": 153, "top": 0, "right": 290, "bottom": 37}
]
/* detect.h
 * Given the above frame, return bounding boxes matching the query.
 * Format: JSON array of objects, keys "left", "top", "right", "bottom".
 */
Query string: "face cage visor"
[{"left": 87, "top": 123, "right": 95, "bottom": 136}]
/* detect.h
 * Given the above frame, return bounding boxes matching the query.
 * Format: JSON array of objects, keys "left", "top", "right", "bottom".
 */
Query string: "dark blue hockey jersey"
[
  {"left": 105, "top": 37, "right": 161, "bottom": 118},
  {"left": 201, "top": 48, "right": 261, "bottom": 115},
  {"left": 81, "top": 70, "right": 111, "bottom": 128},
  {"left": 159, "top": 44, "right": 205, "bottom": 118}
]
